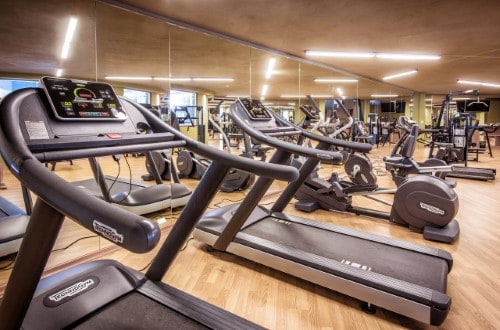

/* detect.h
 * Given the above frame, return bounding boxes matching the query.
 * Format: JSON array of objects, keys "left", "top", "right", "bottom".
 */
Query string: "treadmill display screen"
[
  {"left": 239, "top": 98, "right": 272, "bottom": 120},
  {"left": 40, "top": 77, "right": 127, "bottom": 121}
]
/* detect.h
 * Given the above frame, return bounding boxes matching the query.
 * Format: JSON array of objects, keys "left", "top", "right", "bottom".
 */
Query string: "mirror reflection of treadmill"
[
  {"left": 38, "top": 77, "right": 191, "bottom": 215},
  {"left": 193, "top": 97, "right": 454, "bottom": 326}
]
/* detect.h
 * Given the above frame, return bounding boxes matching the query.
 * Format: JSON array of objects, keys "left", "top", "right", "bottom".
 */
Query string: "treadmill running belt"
[
  {"left": 73, "top": 176, "right": 147, "bottom": 196},
  {"left": 73, "top": 291, "right": 209, "bottom": 329},
  {"left": 241, "top": 217, "right": 447, "bottom": 292}
]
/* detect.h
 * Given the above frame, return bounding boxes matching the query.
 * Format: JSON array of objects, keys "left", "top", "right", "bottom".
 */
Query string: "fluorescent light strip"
[
  {"left": 306, "top": 50, "right": 441, "bottom": 60},
  {"left": 457, "top": 79, "right": 500, "bottom": 88},
  {"left": 192, "top": 77, "right": 234, "bottom": 82},
  {"left": 265, "top": 57, "right": 276, "bottom": 79},
  {"left": 105, "top": 76, "right": 152, "bottom": 80},
  {"left": 105, "top": 76, "right": 234, "bottom": 82},
  {"left": 60, "top": 17, "right": 78, "bottom": 59},
  {"left": 261, "top": 84, "right": 268, "bottom": 96},
  {"left": 65, "top": 17, "right": 78, "bottom": 43},
  {"left": 305, "top": 50, "right": 375, "bottom": 58},
  {"left": 382, "top": 69, "right": 418, "bottom": 80},
  {"left": 154, "top": 77, "right": 191, "bottom": 81},
  {"left": 226, "top": 95, "right": 250, "bottom": 98},
  {"left": 280, "top": 94, "right": 333, "bottom": 98},
  {"left": 314, "top": 78, "right": 358, "bottom": 83},
  {"left": 377, "top": 53, "right": 441, "bottom": 60},
  {"left": 60, "top": 43, "right": 70, "bottom": 59},
  {"left": 371, "top": 94, "right": 399, "bottom": 98}
]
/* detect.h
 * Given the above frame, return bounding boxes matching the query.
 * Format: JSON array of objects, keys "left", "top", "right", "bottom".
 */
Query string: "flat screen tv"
[{"left": 380, "top": 101, "right": 406, "bottom": 113}]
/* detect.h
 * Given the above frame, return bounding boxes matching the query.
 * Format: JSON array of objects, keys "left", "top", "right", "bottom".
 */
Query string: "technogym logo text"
[
  {"left": 419, "top": 202, "right": 445, "bottom": 215},
  {"left": 44, "top": 276, "right": 100, "bottom": 307},
  {"left": 93, "top": 220, "right": 124, "bottom": 243},
  {"left": 49, "top": 279, "right": 95, "bottom": 303}
]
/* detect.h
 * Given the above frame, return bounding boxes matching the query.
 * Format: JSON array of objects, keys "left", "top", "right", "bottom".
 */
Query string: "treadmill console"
[
  {"left": 39, "top": 76, "right": 127, "bottom": 121},
  {"left": 238, "top": 98, "right": 272, "bottom": 121}
]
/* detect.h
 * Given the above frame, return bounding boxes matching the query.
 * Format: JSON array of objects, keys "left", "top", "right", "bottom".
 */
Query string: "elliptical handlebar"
[
  {"left": 396, "top": 116, "right": 414, "bottom": 133},
  {"left": 306, "top": 95, "right": 354, "bottom": 139}
]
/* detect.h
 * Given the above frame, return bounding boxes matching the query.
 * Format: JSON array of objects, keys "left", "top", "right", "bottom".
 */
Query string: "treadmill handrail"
[
  {"left": 230, "top": 102, "right": 370, "bottom": 160},
  {"left": 0, "top": 89, "right": 298, "bottom": 252},
  {"left": 32, "top": 141, "right": 186, "bottom": 163},
  {"left": 300, "top": 128, "right": 371, "bottom": 152},
  {"left": 120, "top": 98, "right": 299, "bottom": 182},
  {"left": 0, "top": 89, "right": 160, "bottom": 254}
]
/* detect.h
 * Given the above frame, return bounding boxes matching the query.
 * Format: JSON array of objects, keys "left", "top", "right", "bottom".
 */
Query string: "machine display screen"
[
  {"left": 40, "top": 77, "right": 127, "bottom": 121},
  {"left": 239, "top": 98, "right": 272, "bottom": 120}
]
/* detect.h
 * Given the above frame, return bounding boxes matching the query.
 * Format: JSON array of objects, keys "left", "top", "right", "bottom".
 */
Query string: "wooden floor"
[{"left": 0, "top": 141, "right": 499, "bottom": 329}]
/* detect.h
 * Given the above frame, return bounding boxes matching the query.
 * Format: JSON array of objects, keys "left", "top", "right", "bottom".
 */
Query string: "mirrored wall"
[{"left": 0, "top": 0, "right": 414, "bottom": 288}]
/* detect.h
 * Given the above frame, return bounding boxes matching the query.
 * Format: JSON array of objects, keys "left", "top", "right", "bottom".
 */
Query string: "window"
[
  {"left": 0, "top": 79, "right": 38, "bottom": 99},
  {"left": 123, "top": 88, "right": 151, "bottom": 105},
  {"left": 170, "top": 90, "right": 197, "bottom": 126},
  {"left": 170, "top": 90, "right": 196, "bottom": 108}
]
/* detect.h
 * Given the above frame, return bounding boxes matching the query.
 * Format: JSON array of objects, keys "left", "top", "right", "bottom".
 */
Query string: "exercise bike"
[{"left": 295, "top": 122, "right": 460, "bottom": 243}]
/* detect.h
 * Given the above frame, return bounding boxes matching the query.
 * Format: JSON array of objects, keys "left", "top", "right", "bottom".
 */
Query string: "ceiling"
[{"left": 1, "top": 0, "right": 500, "bottom": 104}]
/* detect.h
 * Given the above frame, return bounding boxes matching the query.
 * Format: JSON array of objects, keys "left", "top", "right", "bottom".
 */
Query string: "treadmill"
[
  {"left": 71, "top": 149, "right": 192, "bottom": 215},
  {"left": 193, "top": 98, "right": 454, "bottom": 326},
  {"left": 0, "top": 194, "right": 30, "bottom": 257},
  {"left": 72, "top": 172, "right": 192, "bottom": 215},
  {"left": 0, "top": 77, "right": 298, "bottom": 329}
]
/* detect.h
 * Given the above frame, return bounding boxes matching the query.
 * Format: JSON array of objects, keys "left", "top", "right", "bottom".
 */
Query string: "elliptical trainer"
[
  {"left": 298, "top": 96, "right": 377, "bottom": 186},
  {"left": 295, "top": 117, "right": 460, "bottom": 243},
  {"left": 384, "top": 116, "right": 455, "bottom": 187}
]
